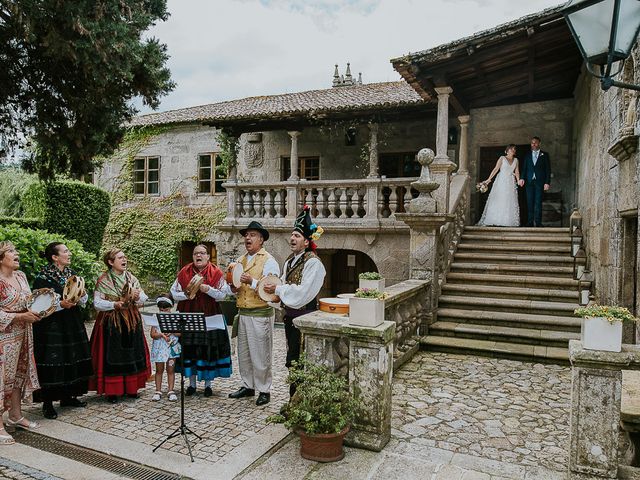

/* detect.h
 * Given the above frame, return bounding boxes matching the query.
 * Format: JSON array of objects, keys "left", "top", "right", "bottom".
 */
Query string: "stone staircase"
[{"left": 422, "top": 226, "right": 587, "bottom": 363}]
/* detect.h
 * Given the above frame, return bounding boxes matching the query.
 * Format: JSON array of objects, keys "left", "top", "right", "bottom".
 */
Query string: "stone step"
[
  {"left": 464, "top": 226, "right": 570, "bottom": 234},
  {"left": 420, "top": 335, "right": 569, "bottom": 363},
  {"left": 437, "top": 307, "right": 581, "bottom": 331},
  {"left": 438, "top": 294, "right": 579, "bottom": 316},
  {"left": 441, "top": 283, "right": 579, "bottom": 302},
  {"left": 457, "top": 243, "right": 571, "bottom": 255},
  {"left": 445, "top": 272, "right": 583, "bottom": 289},
  {"left": 429, "top": 321, "right": 580, "bottom": 347},
  {"left": 451, "top": 263, "right": 575, "bottom": 277},
  {"left": 453, "top": 252, "right": 576, "bottom": 265},
  {"left": 461, "top": 234, "right": 572, "bottom": 244}
]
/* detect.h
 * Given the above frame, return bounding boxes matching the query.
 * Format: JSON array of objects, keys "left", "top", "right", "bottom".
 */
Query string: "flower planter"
[
  {"left": 348, "top": 297, "right": 384, "bottom": 327},
  {"left": 298, "top": 426, "right": 349, "bottom": 462},
  {"left": 581, "top": 317, "right": 623, "bottom": 352},
  {"left": 358, "top": 278, "right": 385, "bottom": 291}
]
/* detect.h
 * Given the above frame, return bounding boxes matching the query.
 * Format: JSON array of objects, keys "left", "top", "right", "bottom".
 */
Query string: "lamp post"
[
  {"left": 571, "top": 226, "right": 583, "bottom": 256},
  {"left": 563, "top": 0, "right": 640, "bottom": 91}
]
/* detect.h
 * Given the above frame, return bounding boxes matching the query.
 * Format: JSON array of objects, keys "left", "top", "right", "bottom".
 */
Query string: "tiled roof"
[
  {"left": 129, "top": 81, "right": 427, "bottom": 127},
  {"left": 391, "top": 5, "right": 565, "bottom": 66}
]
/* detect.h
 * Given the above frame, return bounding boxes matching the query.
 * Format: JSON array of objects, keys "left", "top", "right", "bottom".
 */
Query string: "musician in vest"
[
  {"left": 228, "top": 221, "right": 280, "bottom": 406},
  {"left": 262, "top": 206, "right": 325, "bottom": 398}
]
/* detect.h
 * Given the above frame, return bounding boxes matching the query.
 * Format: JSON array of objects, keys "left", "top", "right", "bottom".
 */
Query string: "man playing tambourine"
[{"left": 262, "top": 205, "right": 326, "bottom": 399}]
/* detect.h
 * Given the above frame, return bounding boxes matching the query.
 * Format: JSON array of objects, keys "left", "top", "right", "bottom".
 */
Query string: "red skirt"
[{"left": 88, "top": 311, "right": 151, "bottom": 396}]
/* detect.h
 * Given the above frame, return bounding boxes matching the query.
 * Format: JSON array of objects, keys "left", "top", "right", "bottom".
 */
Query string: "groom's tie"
[{"left": 532, "top": 151, "right": 538, "bottom": 180}]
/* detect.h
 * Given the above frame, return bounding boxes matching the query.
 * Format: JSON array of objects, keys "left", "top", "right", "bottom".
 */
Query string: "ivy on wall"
[{"left": 102, "top": 125, "right": 226, "bottom": 296}]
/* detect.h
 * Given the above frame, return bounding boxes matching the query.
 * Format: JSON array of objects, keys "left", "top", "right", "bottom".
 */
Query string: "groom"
[{"left": 518, "top": 136, "right": 551, "bottom": 227}]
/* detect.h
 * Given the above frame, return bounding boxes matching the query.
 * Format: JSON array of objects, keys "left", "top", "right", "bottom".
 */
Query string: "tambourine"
[
  {"left": 27, "top": 288, "right": 58, "bottom": 318},
  {"left": 319, "top": 297, "right": 349, "bottom": 314},
  {"left": 225, "top": 262, "right": 244, "bottom": 288},
  {"left": 185, "top": 274, "right": 204, "bottom": 300},
  {"left": 63, "top": 275, "right": 85, "bottom": 304},
  {"left": 336, "top": 293, "right": 355, "bottom": 299},
  {"left": 257, "top": 275, "right": 282, "bottom": 303}
]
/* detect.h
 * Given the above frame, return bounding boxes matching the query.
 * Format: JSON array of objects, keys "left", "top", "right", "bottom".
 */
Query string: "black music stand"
[{"left": 152, "top": 312, "right": 206, "bottom": 462}]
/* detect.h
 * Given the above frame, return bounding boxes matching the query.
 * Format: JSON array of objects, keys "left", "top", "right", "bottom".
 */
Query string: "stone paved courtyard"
[
  {"left": 391, "top": 352, "right": 571, "bottom": 473},
  {"left": 6, "top": 320, "right": 573, "bottom": 479}
]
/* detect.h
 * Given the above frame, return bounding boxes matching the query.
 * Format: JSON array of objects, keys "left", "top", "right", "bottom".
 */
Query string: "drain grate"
[{"left": 14, "top": 430, "right": 191, "bottom": 480}]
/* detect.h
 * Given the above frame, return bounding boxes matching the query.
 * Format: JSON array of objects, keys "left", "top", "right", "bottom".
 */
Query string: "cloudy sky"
[{"left": 139, "top": 0, "right": 563, "bottom": 114}]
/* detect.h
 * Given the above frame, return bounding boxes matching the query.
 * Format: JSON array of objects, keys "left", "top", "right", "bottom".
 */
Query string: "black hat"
[
  {"left": 294, "top": 205, "right": 323, "bottom": 241},
  {"left": 239, "top": 220, "right": 270, "bottom": 241}
]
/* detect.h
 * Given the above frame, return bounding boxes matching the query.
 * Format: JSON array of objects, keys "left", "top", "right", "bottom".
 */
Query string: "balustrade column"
[
  {"left": 288, "top": 131, "right": 301, "bottom": 181},
  {"left": 431, "top": 86, "right": 456, "bottom": 213},
  {"left": 457, "top": 115, "right": 470, "bottom": 175},
  {"left": 368, "top": 123, "right": 379, "bottom": 178}
]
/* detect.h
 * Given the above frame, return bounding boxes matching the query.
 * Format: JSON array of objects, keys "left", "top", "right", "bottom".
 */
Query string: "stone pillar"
[
  {"left": 568, "top": 340, "right": 640, "bottom": 479},
  {"left": 287, "top": 131, "right": 301, "bottom": 181},
  {"left": 368, "top": 123, "right": 379, "bottom": 178},
  {"left": 294, "top": 312, "right": 396, "bottom": 452},
  {"left": 431, "top": 87, "right": 456, "bottom": 213},
  {"left": 457, "top": 115, "right": 470, "bottom": 175}
]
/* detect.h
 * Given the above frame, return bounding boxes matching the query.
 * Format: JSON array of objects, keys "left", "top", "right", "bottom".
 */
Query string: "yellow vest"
[{"left": 237, "top": 248, "right": 272, "bottom": 309}]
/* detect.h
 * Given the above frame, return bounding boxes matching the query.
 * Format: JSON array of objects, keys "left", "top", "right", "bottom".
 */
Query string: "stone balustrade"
[{"left": 221, "top": 177, "right": 417, "bottom": 227}]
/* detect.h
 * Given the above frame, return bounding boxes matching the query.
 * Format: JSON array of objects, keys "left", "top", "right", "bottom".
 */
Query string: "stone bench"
[{"left": 621, "top": 370, "right": 640, "bottom": 467}]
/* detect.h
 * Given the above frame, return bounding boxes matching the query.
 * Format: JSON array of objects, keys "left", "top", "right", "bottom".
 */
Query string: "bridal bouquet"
[{"left": 476, "top": 181, "right": 489, "bottom": 193}]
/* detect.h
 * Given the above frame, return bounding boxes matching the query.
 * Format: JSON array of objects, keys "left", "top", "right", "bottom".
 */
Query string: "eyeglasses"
[{"left": 193, "top": 251, "right": 208, "bottom": 256}]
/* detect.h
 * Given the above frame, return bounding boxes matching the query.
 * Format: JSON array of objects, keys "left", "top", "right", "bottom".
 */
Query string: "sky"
[{"left": 138, "top": 0, "right": 564, "bottom": 115}]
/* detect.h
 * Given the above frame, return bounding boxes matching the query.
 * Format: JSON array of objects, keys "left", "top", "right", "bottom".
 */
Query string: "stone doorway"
[
  {"left": 179, "top": 241, "right": 217, "bottom": 269},
  {"left": 622, "top": 214, "right": 638, "bottom": 311},
  {"left": 318, "top": 249, "right": 377, "bottom": 296}
]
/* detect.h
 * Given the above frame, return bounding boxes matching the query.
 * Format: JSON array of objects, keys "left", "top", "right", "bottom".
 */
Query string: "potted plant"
[
  {"left": 358, "top": 271, "right": 385, "bottom": 291},
  {"left": 267, "top": 355, "right": 359, "bottom": 462},
  {"left": 575, "top": 304, "right": 638, "bottom": 352},
  {"left": 348, "top": 288, "right": 388, "bottom": 328}
]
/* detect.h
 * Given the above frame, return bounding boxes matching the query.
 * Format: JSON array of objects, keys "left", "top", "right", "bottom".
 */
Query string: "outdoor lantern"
[
  {"left": 578, "top": 270, "right": 593, "bottom": 305},
  {"left": 569, "top": 207, "right": 583, "bottom": 233},
  {"left": 573, "top": 247, "right": 587, "bottom": 279},
  {"left": 571, "top": 226, "right": 583, "bottom": 256},
  {"left": 563, "top": 0, "right": 640, "bottom": 91}
]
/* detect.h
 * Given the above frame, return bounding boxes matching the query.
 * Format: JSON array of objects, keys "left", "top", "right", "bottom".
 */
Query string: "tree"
[{"left": 0, "top": 0, "right": 175, "bottom": 180}]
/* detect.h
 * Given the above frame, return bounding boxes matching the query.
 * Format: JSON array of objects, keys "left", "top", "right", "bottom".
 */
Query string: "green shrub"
[
  {"left": 23, "top": 180, "right": 111, "bottom": 255},
  {"left": 0, "top": 166, "right": 37, "bottom": 217},
  {"left": 358, "top": 271, "right": 382, "bottom": 280},
  {"left": 0, "top": 217, "right": 43, "bottom": 229},
  {"left": 354, "top": 288, "right": 388, "bottom": 300},
  {"left": 575, "top": 305, "right": 638, "bottom": 324},
  {"left": 0, "top": 224, "right": 102, "bottom": 299}
]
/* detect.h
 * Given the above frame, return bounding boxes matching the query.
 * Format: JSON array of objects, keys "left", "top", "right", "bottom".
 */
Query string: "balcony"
[{"left": 220, "top": 177, "right": 418, "bottom": 232}]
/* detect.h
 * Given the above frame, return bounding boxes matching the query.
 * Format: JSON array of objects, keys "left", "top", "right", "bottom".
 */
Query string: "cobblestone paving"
[
  {"left": 22, "top": 321, "right": 290, "bottom": 464},
  {"left": 391, "top": 351, "right": 571, "bottom": 473},
  {"left": 0, "top": 458, "right": 61, "bottom": 480}
]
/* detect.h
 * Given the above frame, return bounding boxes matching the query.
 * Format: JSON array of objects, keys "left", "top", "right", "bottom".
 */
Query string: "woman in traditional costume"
[
  {"left": 0, "top": 241, "right": 41, "bottom": 444},
  {"left": 89, "top": 248, "right": 150, "bottom": 403},
  {"left": 32, "top": 242, "right": 93, "bottom": 419},
  {"left": 170, "top": 244, "right": 232, "bottom": 397}
]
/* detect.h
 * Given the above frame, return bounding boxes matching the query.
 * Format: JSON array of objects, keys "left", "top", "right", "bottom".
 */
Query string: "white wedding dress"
[{"left": 477, "top": 156, "right": 520, "bottom": 227}]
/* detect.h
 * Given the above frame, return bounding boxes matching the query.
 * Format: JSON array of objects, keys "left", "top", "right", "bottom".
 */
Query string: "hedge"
[
  {"left": 0, "top": 224, "right": 102, "bottom": 298},
  {"left": 23, "top": 181, "right": 111, "bottom": 255},
  {"left": 0, "top": 217, "right": 43, "bottom": 229}
]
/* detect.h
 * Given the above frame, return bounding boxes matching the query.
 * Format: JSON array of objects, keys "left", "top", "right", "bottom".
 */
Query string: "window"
[
  {"left": 379, "top": 152, "right": 421, "bottom": 178},
  {"left": 133, "top": 156, "right": 160, "bottom": 195},
  {"left": 281, "top": 156, "right": 320, "bottom": 181},
  {"left": 198, "top": 153, "right": 226, "bottom": 194}
]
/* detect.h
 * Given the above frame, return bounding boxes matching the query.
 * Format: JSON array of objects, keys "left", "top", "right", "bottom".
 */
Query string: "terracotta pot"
[{"left": 298, "top": 426, "right": 349, "bottom": 462}]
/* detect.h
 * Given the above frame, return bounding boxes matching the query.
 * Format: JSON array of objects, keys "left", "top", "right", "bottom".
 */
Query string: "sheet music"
[{"left": 142, "top": 313, "right": 226, "bottom": 330}]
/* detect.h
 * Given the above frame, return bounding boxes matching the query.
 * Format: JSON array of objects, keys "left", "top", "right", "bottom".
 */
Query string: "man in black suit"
[{"left": 518, "top": 136, "right": 551, "bottom": 227}]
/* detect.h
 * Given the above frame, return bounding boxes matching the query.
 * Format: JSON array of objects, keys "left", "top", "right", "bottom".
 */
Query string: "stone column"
[
  {"left": 287, "top": 131, "right": 301, "bottom": 181},
  {"left": 568, "top": 340, "right": 640, "bottom": 479},
  {"left": 431, "top": 87, "right": 457, "bottom": 213},
  {"left": 457, "top": 115, "right": 470, "bottom": 175},
  {"left": 294, "top": 312, "right": 396, "bottom": 452},
  {"left": 368, "top": 123, "right": 379, "bottom": 178}
]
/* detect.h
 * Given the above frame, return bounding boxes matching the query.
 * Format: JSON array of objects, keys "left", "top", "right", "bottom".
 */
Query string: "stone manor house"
[{"left": 96, "top": 5, "right": 639, "bottom": 363}]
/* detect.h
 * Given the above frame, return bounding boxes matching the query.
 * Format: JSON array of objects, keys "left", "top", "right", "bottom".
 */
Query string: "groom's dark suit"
[{"left": 520, "top": 149, "right": 551, "bottom": 227}]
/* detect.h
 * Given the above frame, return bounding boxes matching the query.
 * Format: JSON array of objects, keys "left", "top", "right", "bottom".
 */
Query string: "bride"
[{"left": 477, "top": 144, "right": 521, "bottom": 226}]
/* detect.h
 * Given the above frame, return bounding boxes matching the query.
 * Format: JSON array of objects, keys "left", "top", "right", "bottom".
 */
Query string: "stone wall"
[
  {"left": 572, "top": 49, "right": 640, "bottom": 310},
  {"left": 467, "top": 99, "right": 575, "bottom": 222}
]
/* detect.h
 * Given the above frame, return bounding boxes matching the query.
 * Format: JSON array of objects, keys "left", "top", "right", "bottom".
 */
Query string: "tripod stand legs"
[{"left": 153, "top": 424, "right": 202, "bottom": 462}]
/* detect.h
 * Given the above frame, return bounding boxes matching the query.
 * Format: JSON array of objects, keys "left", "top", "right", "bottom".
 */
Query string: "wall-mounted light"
[{"left": 563, "top": 0, "right": 640, "bottom": 91}]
